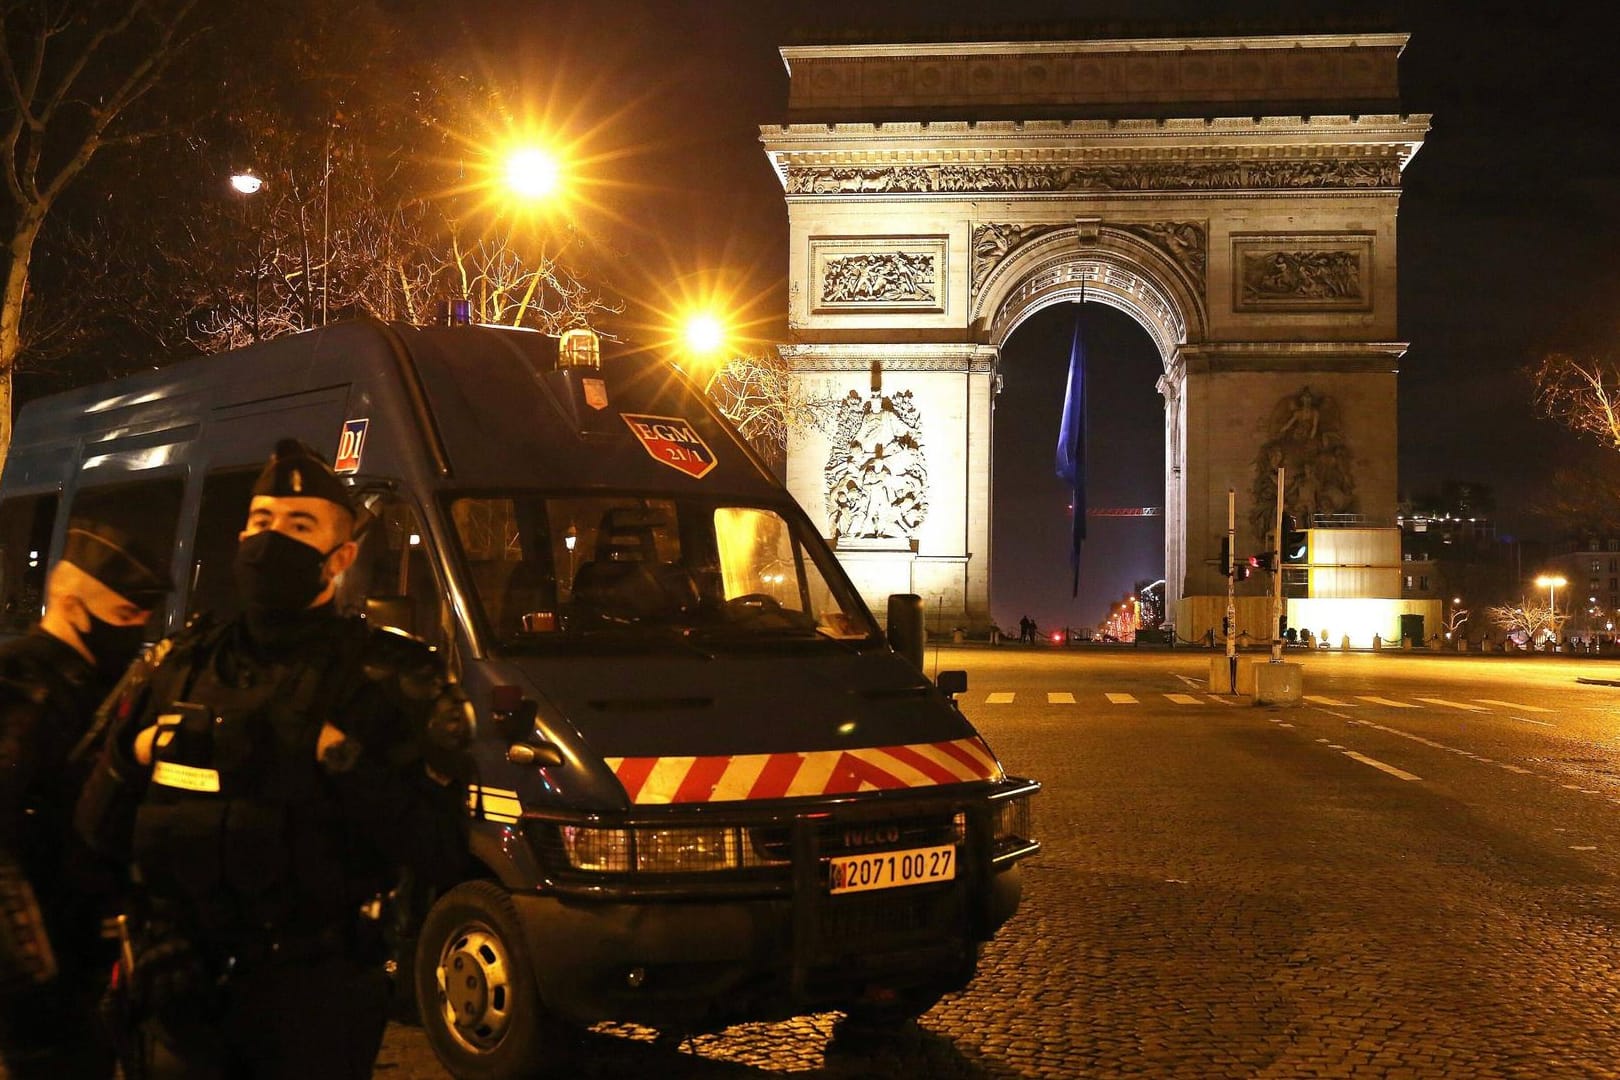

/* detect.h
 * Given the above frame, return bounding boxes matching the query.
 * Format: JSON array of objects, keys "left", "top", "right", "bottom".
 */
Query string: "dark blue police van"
[{"left": 0, "top": 319, "right": 1039, "bottom": 1077}]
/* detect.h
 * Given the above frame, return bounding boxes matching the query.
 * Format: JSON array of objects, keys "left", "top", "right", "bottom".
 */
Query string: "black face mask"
[
  {"left": 80, "top": 610, "right": 147, "bottom": 681},
  {"left": 233, "top": 530, "right": 338, "bottom": 615}
]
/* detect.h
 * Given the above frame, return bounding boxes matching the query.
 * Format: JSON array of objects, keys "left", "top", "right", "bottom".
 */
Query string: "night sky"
[{"left": 444, "top": 0, "right": 1620, "bottom": 627}]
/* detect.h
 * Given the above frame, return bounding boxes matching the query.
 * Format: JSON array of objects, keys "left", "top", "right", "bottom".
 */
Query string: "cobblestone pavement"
[{"left": 246, "top": 652, "right": 1620, "bottom": 1075}]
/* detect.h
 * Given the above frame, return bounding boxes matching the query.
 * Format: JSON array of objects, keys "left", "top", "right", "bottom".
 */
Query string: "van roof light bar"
[{"left": 559, "top": 328, "right": 600, "bottom": 369}]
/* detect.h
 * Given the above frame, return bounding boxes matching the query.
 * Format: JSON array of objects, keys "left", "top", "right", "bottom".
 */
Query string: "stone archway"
[{"left": 763, "top": 31, "right": 1428, "bottom": 634}]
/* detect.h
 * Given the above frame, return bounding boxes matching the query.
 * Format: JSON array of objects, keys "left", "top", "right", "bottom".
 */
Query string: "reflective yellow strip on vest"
[{"left": 152, "top": 760, "right": 221, "bottom": 793}]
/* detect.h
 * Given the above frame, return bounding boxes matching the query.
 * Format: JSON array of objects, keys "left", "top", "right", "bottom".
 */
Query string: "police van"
[{"left": 0, "top": 319, "right": 1039, "bottom": 1077}]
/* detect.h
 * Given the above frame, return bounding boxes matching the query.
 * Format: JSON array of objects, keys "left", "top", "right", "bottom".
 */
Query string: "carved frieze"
[
  {"left": 971, "top": 223, "right": 1061, "bottom": 289},
  {"left": 825, "top": 388, "right": 929, "bottom": 543},
  {"left": 785, "top": 159, "right": 1401, "bottom": 196},
  {"left": 1249, "top": 386, "right": 1358, "bottom": 537},
  {"left": 1232, "top": 233, "right": 1373, "bottom": 312},
  {"left": 810, "top": 235, "right": 947, "bottom": 313},
  {"left": 1118, "top": 222, "right": 1207, "bottom": 284},
  {"left": 821, "top": 253, "right": 936, "bottom": 304}
]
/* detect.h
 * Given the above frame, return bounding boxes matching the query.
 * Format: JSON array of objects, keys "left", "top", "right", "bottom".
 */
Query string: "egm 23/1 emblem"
[{"left": 621, "top": 414, "right": 716, "bottom": 479}]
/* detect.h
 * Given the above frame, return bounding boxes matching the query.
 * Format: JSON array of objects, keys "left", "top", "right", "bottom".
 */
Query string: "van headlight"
[
  {"left": 552, "top": 824, "right": 788, "bottom": 873},
  {"left": 559, "top": 825, "right": 631, "bottom": 872},
  {"left": 990, "top": 792, "right": 1036, "bottom": 859}
]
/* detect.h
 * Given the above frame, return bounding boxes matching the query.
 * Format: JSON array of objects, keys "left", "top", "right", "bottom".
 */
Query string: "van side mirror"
[
  {"left": 364, "top": 595, "right": 416, "bottom": 636},
  {"left": 886, "top": 593, "right": 925, "bottom": 671},
  {"left": 489, "top": 688, "right": 540, "bottom": 743},
  {"left": 936, "top": 670, "right": 967, "bottom": 699}
]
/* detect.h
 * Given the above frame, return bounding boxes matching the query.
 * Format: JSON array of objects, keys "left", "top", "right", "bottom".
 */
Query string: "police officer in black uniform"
[
  {"left": 77, "top": 439, "right": 472, "bottom": 1079},
  {"left": 0, "top": 520, "right": 170, "bottom": 1078}
]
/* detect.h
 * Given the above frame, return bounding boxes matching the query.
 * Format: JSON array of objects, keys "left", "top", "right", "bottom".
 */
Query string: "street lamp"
[
  {"left": 230, "top": 171, "right": 265, "bottom": 341},
  {"left": 680, "top": 310, "right": 729, "bottom": 392},
  {"left": 1534, "top": 574, "right": 1567, "bottom": 610},
  {"left": 504, "top": 146, "right": 562, "bottom": 201}
]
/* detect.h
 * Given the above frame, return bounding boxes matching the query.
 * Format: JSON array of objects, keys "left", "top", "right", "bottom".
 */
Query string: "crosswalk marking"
[
  {"left": 1305, "top": 695, "right": 1353, "bottom": 707},
  {"left": 985, "top": 692, "right": 1015, "bottom": 705},
  {"left": 1047, "top": 692, "right": 1075, "bottom": 704},
  {"left": 1105, "top": 693, "right": 1138, "bottom": 705},
  {"left": 1165, "top": 693, "right": 1201, "bottom": 705},
  {"left": 1474, "top": 699, "right": 1552, "bottom": 714},
  {"left": 1355, "top": 696, "right": 1417, "bottom": 708},
  {"left": 1416, "top": 697, "right": 1488, "bottom": 712}
]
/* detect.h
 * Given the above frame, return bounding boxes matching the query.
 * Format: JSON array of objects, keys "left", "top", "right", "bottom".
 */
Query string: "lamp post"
[
  {"left": 230, "top": 171, "right": 264, "bottom": 341},
  {"left": 1534, "top": 574, "right": 1567, "bottom": 611}
]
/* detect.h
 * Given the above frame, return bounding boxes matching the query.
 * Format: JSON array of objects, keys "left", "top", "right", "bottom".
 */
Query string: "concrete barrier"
[
  {"left": 1208, "top": 654, "right": 1240, "bottom": 694},
  {"left": 1252, "top": 661, "right": 1304, "bottom": 705}
]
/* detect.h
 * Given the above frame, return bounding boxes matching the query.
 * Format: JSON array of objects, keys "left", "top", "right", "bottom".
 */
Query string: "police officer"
[
  {"left": 77, "top": 438, "right": 472, "bottom": 1079},
  {"left": 0, "top": 520, "right": 170, "bottom": 1078}
]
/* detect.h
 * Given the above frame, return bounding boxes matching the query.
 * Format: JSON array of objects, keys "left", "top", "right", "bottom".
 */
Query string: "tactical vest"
[{"left": 130, "top": 624, "right": 365, "bottom": 941}]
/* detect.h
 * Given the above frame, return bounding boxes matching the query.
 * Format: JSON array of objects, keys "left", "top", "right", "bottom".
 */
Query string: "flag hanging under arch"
[{"left": 1055, "top": 298, "right": 1088, "bottom": 598}]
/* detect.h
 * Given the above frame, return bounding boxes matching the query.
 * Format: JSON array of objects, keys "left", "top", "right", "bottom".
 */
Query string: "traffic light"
[
  {"left": 1219, "top": 537, "right": 1232, "bottom": 577},
  {"left": 1235, "top": 556, "right": 1253, "bottom": 581},
  {"left": 1281, "top": 514, "right": 1308, "bottom": 564},
  {"left": 1254, "top": 551, "right": 1276, "bottom": 573}
]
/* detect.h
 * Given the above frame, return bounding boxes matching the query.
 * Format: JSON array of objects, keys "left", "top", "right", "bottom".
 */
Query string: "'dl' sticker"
[
  {"left": 621, "top": 414, "right": 716, "bottom": 479},
  {"left": 335, "top": 418, "right": 369, "bottom": 474}
]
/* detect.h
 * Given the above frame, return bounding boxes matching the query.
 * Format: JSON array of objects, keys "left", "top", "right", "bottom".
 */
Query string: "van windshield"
[{"left": 448, "top": 493, "right": 881, "bottom": 650}]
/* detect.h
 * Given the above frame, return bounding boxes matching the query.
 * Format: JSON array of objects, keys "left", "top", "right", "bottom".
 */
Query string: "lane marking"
[
  {"left": 1474, "top": 699, "right": 1552, "bottom": 714},
  {"left": 1173, "top": 674, "right": 1202, "bottom": 689},
  {"left": 1165, "top": 693, "right": 1202, "bottom": 705},
  {"left": 1047, "top": 691, "right": 1076, "bottom": 704},
  {"left": 1509, "top": 715, "right": 1554, "bottom": 727},
  {"left": 1105, "top": 693, "right": 1138, "bottom": 705},
  {"left": 1342, "top": 750, "right": 1422, "bottom": 782},
  {"left": 1305, "top": 695, "right": 1354, "bottom": 706},
  {"left": 1311, "top": 707, "right": 1356, "bottom": 721},
  {"left": 1498, "top": 763, "right": 1533, "bottom": 775},
  {"left": 985, "top": 692, "right": 1015, "bottom": 705},
  {"left": 1208, "top": 696, "right": 1239, "bottom": 705},
  {"left": 1356, "top": 696, "right": 1417, "bottom": 708},
  {"left": 1417, "top": 697, "right": 1488, "bottom": 712},
  {"left": 1571, "top": 845, "right": 1598, "bottom": 851}
]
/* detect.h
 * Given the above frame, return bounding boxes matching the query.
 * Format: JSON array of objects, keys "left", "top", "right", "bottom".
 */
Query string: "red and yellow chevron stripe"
[{"left": 603, "top": 737, "right": 1003, "bottom": 805}]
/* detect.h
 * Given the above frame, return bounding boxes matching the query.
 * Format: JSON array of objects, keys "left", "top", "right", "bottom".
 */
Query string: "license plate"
[{"left": 828, "top": 844, "right": 956, "bottom": 895}]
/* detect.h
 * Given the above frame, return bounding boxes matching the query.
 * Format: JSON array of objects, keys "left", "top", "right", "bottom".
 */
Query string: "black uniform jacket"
[
  {"left": 77, "top": 607, "right": 470, "bottom": 944},
  {"left": 0, "top": 630, "right": 120, "bottom": 970}
]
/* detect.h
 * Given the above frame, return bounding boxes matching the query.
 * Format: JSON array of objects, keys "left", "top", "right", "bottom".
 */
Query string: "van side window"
[
  {"left": 0, "top": 494, "right": 59, "bottom": 634},
  {"left": 340, "top": 492, "right": 447, "bottom": 649},
  {"left": 70, "top": 478, "right": 184, "bottom": 636},
  {"left": 189, "top": 469, "right": 259, "bottom": 621}
]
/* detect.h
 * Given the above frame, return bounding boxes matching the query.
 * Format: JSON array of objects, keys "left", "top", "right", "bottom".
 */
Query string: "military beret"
[
  {"left": 62, "top": 519, "right": 172, "bottom": 607},
  {"left": 251, "top": 438, "right": 354, "bottom": 515}
]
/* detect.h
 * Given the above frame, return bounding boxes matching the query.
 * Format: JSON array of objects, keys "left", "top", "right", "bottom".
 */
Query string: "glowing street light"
[
  {"left": 504, "top": 146, "right": 562, "bottom": 201},
  {"left": 1534, "top": 574, "right": 1567, "bottom": 610},
  {"left": 683, "top": 312, "right": 725, "bottom": 357},
  {"left": 229, "top": 171, "right": 263, "bottom": 195}
]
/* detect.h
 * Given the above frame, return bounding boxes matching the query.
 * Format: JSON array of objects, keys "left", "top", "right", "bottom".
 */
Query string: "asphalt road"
[{"left": 382, "top": 647, "right": 1618, "bottom": 1075}]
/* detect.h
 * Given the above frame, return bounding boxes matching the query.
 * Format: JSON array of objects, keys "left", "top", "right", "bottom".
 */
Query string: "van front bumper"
[
  {"left": 508, "top": 781, "right": 1036, "bottom": 1029},
  {"left": 514, "top": 860, "right": 1021, "bottom": 1029}
]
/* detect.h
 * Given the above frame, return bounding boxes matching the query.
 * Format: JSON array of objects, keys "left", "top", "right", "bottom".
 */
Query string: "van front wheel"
[{"left": 415, "top": 881, "right": 573, "bottom": 1080}]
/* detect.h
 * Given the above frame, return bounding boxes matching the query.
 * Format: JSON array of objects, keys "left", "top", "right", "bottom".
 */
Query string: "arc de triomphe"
[{"left": 761, "top": 33, "right": 1428, "bottom": 633}]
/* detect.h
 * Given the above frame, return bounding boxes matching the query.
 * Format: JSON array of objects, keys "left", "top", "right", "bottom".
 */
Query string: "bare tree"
[
  {"left": 0, "top": 0, "right": 198, "bottom": 461},
  {"left": 1529, "top": 351, "right": 1620, "bottom": 451},
  {"left": 1485, "top": 601, "right": 1565, "bottom": 647},
  {"left": 705, "top": 349, "right": 838, "bottom": 468}
]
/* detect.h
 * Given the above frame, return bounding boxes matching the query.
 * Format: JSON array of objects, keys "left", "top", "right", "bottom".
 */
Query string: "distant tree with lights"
[{"left": 1485, "top": 601, "right": 1564, "bottom": 647}]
